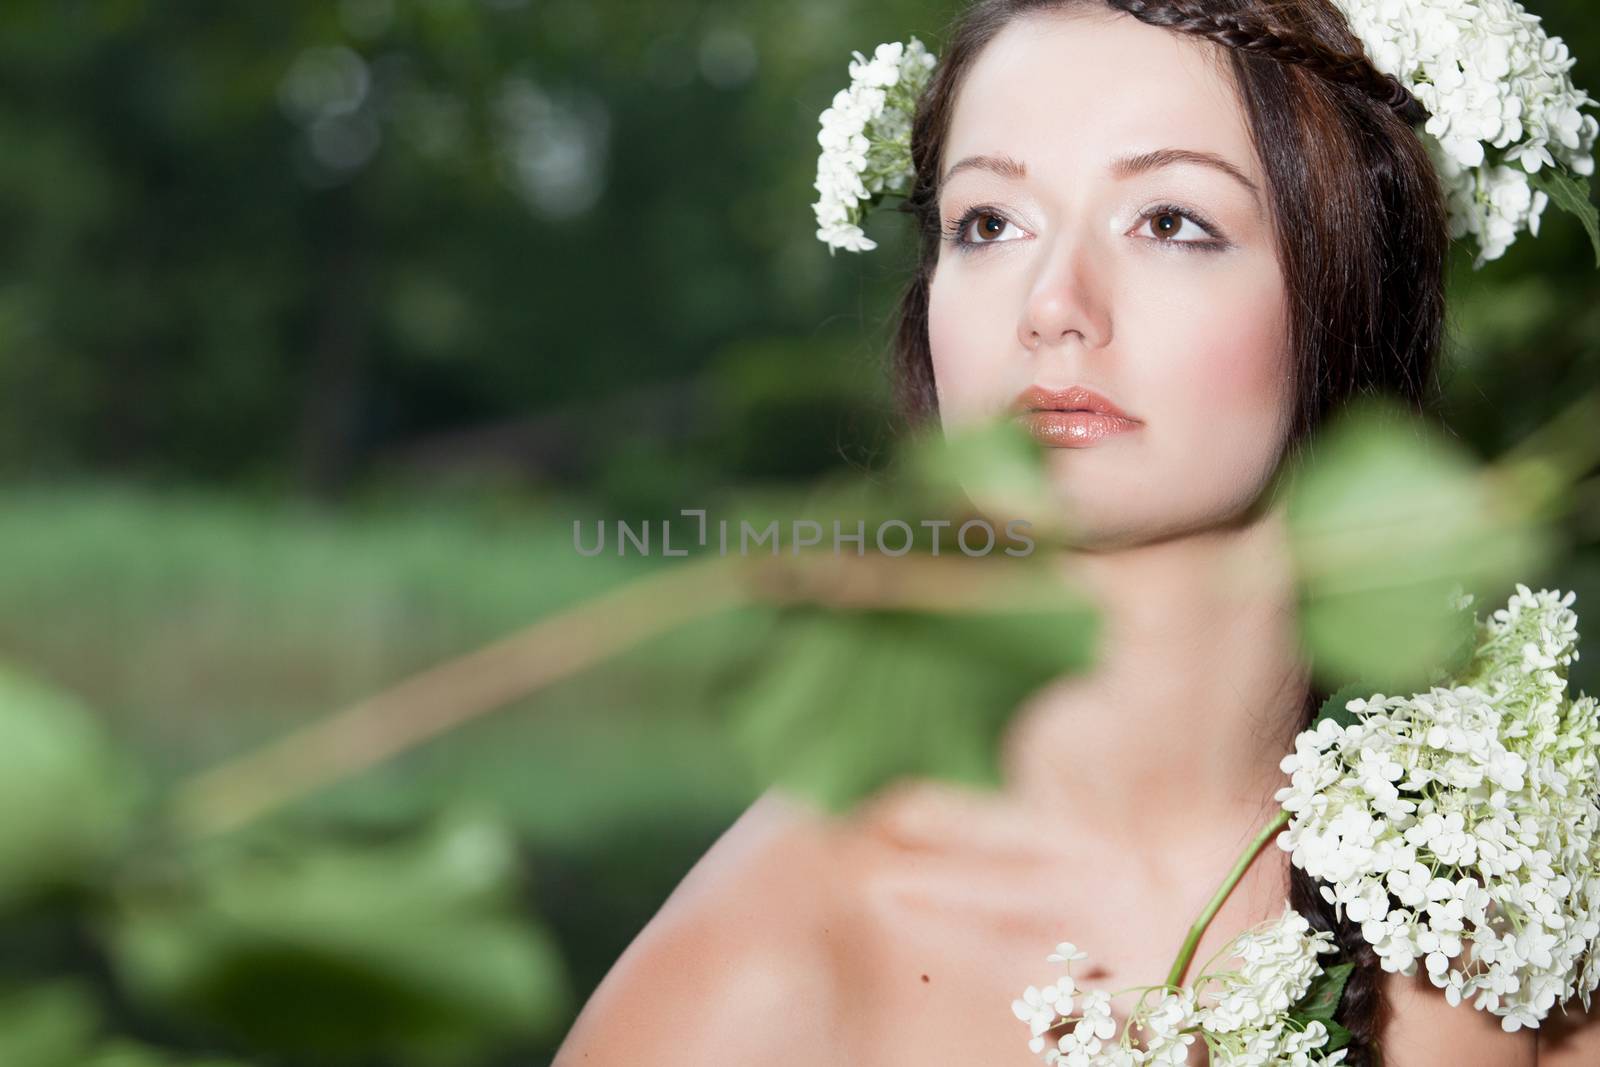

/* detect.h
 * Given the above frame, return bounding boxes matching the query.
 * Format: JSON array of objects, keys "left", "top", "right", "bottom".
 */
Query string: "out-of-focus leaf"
[
  {"left": 84, "top": 1042, "right": 246, "bottom": 1067},
  {"left": 723, "top": 556, "right": 1099, "bottom": 812},
  {"left": 902, "top": 415, "right": 1068, "bottom": 543},
  {"left": 0, "top": 665, "right": 139, "bottom": 911},
  {"left": 108, "top": 812, "right": 569, "bottom": 1065},
  {"left": 1285, "top": 401, "right": 1550, "bottom": 692},
  {"left": 0, "top": 982, "right": 99, "bottom": 1067}
]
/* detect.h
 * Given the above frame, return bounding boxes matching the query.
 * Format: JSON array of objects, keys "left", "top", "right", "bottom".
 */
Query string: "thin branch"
[{"left": 172, "top": 554, "right": 752, "bottom": 839}]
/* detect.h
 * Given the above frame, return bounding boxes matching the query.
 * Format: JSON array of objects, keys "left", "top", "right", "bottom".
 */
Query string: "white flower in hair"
[
  {"left": 814, "top": 6, "right": 1600, "bottom": 269},
  {"left": 1329, "top": 0, "right": 1600, "bottom": 266},
  {"left": 812, "top": 37, "right": 935, "bottom": 254}
]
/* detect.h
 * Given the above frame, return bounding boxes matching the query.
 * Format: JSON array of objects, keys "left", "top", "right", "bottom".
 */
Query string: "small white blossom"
[
  {"left": 1328, "top": 0, "right": 1599, "bottom": 267},
  {"left": 1277, "top": 586, "right": 1600, "bottom": 1031},
  {"left": 1013, "top": 907, "right": 1349, "bottom": 1065},
  {"left": 1049, "top": 941, "right": 1091, "bottom": 964},
  {"left": 811, "top": 37, "right": 936, "bottom": 254}
]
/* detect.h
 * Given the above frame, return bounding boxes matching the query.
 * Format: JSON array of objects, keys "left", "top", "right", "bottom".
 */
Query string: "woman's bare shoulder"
[
  {"left": 550, "top": 788, "right": 856, "bottom": 1066},
  {"left": 1379, "top": 967, "right": 1537, "bottom": 1066}
]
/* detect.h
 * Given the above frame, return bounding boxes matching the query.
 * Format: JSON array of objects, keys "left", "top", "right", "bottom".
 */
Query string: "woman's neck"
[{"left": 997, "top": 503, "right": 1308, "bottom": 876}]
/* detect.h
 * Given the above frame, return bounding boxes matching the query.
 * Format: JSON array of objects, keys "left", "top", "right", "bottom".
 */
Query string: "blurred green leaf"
[
  {"left": 84, "top": 1041, "right": 246, "bottom": 1067},
  {"left": 0, "top": 665, "right": 139, "bottom": 911},
  {"left": 1285, "top": 400, "right": 1550, "bottom": 692},
  {"left": 724, "top": 560, "right": 1098, "bottom": 812},
  {"left": 903, "top": 415, "right": 1067, "bottom": 542},
  {"left": 0, "top": 982, "right": 99, "bottom": 1067},
  {"left": 108, "top": 812, "right": 570, "bottom": 1065}
]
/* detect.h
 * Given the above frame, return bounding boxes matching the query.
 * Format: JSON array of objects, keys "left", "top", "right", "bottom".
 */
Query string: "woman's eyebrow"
[
  {"left": 940, "top": 148, "right": 1260, "bottom": 206},
  {"left": 1110, "top": 147, "right": 1260, "bottom": 205},
  {"left": 941, "top": 152, "right": 1028, "bottom": 186}
]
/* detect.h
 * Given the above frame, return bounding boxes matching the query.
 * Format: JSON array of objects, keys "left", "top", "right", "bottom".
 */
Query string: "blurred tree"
[{"left": 0, "top": 0, "right": 956, "bottom": 504}]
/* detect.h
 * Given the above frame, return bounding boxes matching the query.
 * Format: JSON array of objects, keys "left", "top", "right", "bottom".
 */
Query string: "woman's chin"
[
  {"left": 1037, "top": 499, "right": 1157, "bottom": 551},
  {"left": 1033, "top": 469, "right": 1154, "bottom": 546},
  {"left": 1034, "top": 482, "right": 1231, "bottom": 551}
]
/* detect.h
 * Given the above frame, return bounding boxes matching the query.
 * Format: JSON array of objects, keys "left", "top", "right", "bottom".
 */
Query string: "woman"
[{"left": 554, "top": 2, "right": 1597, "bottom": 1063}]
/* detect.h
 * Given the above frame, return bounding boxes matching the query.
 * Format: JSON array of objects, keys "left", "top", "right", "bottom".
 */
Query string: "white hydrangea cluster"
[
  {"left": 1329, "top": 0, "right": 1599, "bottom": 265},
  {"left": 1276, "top": 585, "right": 1600, "bottom": 1032},
  {"left": 811, "top": 38, "right": 935, "bottom": 254},
  {"left": 1012, "top": 909, "right": 1349, "bottom": 1065}
]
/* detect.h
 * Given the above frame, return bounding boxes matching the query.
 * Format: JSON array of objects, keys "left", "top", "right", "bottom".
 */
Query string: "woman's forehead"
[{"left": 943, "top": 10, "right": 1258, "bottom": 184}]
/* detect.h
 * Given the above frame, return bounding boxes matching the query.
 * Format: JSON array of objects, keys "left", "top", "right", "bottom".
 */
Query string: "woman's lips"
[
  {"left": 1017, "top": 410, "right": 1141, "bottom": 447},
  {"left": 1010, "top": 384, "right": 1141, "bottom": 447}
]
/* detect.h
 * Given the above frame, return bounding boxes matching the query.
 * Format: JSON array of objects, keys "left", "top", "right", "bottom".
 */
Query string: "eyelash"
[{"left": 939, "top": 203, "right": 1230, "bottom": 254}]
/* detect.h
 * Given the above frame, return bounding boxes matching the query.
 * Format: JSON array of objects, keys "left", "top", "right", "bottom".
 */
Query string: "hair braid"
[{"left": 1103, "top": 0, "right": 1429, "bottom": 123}]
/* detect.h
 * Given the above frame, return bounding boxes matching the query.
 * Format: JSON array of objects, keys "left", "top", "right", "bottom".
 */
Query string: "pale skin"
[{"left": 553, "top": 9, "right": 1593, "bottom": 1065}]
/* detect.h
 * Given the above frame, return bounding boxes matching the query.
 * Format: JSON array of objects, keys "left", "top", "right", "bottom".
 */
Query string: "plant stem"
[{"left": 1164, "top": 809, "right": 1292, "bottom": 989}]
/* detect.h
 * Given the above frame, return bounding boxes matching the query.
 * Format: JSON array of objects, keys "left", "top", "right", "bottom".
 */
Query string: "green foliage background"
[{"left": 1, "top": 0, "right": 1599, "bottom": 1063}]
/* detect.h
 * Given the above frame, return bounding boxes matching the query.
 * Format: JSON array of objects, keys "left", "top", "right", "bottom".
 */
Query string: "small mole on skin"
[{"left": 921, "top": 974, "right": 930, "bottom": 983}]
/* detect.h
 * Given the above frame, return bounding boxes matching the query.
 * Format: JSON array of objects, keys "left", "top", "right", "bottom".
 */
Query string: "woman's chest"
[{"left": 822, "top": 798, "right": 1294, "bottom": 1064}]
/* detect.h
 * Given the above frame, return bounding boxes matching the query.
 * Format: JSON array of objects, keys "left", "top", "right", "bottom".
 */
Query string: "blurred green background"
[{"left": 2, "top": 0, "right": 1599, "bottom": 1063}]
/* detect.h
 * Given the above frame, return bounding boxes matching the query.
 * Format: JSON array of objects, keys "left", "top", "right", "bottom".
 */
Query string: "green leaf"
[
  {"left": 108, "top": 813, "right": 571, "bottom": 1065},
  {"left": 1438, "top": 596, "right": 1482, "bottom": 681},
  {"left": 0, "top": 983, "right": 100, "bottom": 1067},
  {"left": 1284, "top": 399, "right": 1548, "bottom": 692},
  {"left": 1530, "top": 166, "right": 1600, "bottom": 268},
  {"left": 1321, "top": 1017, "right": 1353, "bottom": 1052},
  {"left": 1284, "top": 959, "right": 1356, "bottom": 1053},
  {"left": 0, "top": 665, "right": 141, "bottom": 912},
  {"left": 85, "top": 1042, "right": 247, "bottom": 1067},
  {"left": 1295, "top": 960, "right": 1355, "bottom": 1023},
  {"left": 901, "top": 415, "right": 1069, "bottom": 544},
  {"left": 724, "top": 562, "right": 1099, "bottom": 812},
  {"left": 1312, "top": 684, "right": 1377, "bottom": 731}
]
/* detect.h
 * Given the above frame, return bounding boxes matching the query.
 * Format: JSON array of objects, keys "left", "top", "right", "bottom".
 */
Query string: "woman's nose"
[{"left": 1017, "top": 234, "right": 1112, "bottom": 353}]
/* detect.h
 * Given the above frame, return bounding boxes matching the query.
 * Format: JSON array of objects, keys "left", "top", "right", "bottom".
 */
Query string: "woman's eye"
[
  {"left": 942, "top": 205, "right": 1226, "bottom": 253},
  {"left": 946, "top": 209, "right": 1025, "bottom": 248},
  {"left": 1138, "top": 207, "right": 1221, "bottom": 246}
]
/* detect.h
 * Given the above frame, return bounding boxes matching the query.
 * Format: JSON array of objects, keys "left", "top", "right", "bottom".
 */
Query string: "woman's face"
[{"left": 928, "top": 9, "right": 1294, "bottom": 548}]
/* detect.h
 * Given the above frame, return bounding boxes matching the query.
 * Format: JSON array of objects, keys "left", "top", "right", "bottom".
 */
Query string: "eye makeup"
[{"left": 938, "top": 201, "right": 1233, "bottom": 255}]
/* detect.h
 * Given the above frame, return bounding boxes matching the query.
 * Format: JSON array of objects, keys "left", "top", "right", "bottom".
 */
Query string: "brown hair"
[{"left": 887, "top": 1, "right": 1453, "bottom": 1061}]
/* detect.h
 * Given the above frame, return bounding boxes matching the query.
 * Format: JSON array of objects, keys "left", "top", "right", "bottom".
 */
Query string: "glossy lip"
[
  {"left": 1012, "top": 384, "right": 1139, "bottom": 420},
  {"left": 1011, "top": 385, "right": 1142, "bottom": 449}
]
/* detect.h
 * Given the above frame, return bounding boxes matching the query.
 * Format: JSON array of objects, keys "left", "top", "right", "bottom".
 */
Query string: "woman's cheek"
[
  {"left": 1130, "top": 291, "right": 1288, "bottom": 501},
  {"left": 1165, "top": 274, "right": 1288, "bottom": 418},
  {"left": 928, "top": 294, "right": 1001, "bottom": 425}
]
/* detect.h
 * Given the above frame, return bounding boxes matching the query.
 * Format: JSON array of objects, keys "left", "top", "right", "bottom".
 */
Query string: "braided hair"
[
  {"left": 888, "top": 2, "right": 1454, "bottom": 1061},
  {"left": 1104, "top": 0, "right": 1431, "bottom": 124}
]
